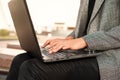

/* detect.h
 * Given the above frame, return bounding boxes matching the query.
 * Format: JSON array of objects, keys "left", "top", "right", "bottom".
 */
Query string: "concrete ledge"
[
  {"left": 0, "top": 48, "right": 26, "bottom": 73},
  {"left": 0, "top": 67, "right": 9, "bottom": 74},
  {"left": 7, "top": 43, "right": 22, "bottom": 49},
  {"left": 0, "top": 53, "right": 13, "bottom": 69}
]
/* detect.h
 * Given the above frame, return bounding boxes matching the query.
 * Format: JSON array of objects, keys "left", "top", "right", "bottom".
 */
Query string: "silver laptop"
[{"left": 8, "top": 0, "right": 101, "bottom": 62}]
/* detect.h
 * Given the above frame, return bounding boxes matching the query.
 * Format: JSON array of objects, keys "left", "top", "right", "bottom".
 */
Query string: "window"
[{"left": 0, "top": 0, "right": 80, "bottom": 48}]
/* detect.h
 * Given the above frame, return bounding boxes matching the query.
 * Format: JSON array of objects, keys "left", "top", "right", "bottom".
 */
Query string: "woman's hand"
[{"left": 42, "top": 37, "right": 87, "bottom": 54}]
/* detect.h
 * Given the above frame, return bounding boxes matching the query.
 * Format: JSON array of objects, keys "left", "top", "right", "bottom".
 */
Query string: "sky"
[{"left": 0, "top": 0, "right": 80, "bottom": 31}]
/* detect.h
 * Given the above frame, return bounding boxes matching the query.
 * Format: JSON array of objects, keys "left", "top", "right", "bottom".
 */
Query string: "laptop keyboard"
[{"left": 41, "top": 48, "right": 77, "bottom": 59}]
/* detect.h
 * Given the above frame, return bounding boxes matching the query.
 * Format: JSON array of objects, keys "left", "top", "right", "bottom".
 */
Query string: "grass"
[{"left": 0, "top": 35, "right": 18, "bottom": 40}]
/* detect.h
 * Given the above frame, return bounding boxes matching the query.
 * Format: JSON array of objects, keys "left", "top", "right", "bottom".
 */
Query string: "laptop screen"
[{"left": 8, "top": 0, "right": 42, "bottom": 59}]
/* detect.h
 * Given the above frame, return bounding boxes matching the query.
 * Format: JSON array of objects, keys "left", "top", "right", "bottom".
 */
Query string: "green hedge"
[{"left": 0, "top": 29, "right": 10, "bottom": 36}]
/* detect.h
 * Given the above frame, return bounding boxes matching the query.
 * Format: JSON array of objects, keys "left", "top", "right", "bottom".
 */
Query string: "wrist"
[{"left": 78, "top": 38, "right": 87, "bottom": 48}]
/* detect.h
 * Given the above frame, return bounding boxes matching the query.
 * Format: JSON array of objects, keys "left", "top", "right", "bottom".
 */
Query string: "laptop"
[{"left": 8, "top": 0, "right": 101, "bottom": 62}]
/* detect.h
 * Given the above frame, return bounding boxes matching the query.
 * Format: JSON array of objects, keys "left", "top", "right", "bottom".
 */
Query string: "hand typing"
[{"left": 42, "top": 37, "right": 87, "bottom": 54}]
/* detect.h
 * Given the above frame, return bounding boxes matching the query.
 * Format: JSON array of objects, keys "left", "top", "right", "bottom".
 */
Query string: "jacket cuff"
[{"left": 82, "top": 31, "right": 104, "bottom": 50}]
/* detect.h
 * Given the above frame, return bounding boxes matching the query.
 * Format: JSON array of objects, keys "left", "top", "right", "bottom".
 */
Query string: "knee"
[
  {"left": 11, "top": 54, "right": 25, "bottom": 64},
  {"left": 11, "top": 53, "right": 31, "bottom": 65},
  {"left": 18, "top": 59, "right": 37, "bottom": 77},
  {"left": 18, "top": 59, "right": 45, "bottom": 80},
  {"left": 19, "top": 59, "right": 38, "bottom": 71},
  {"left": 18, "top": 60, "right": 34, "bottom": 80},
  {"left": 19, "top": 59, "right": 42, "bottom": 75},
  {"left": 19, "top": 60, "right": 31, "bottom": 72}
]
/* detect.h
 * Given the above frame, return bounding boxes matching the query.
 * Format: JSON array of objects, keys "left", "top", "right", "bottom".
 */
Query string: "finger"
[
  {"left": 47, "top": 39, "right": 63, "bottom": 49},
  {"left": 49, "top": 45, "right": 63, "bottom": 54},
  {"left": 42, "top": 40, "right": 51, "bottom": 48},
  {"left": 47, "top": 42, "right": 57, "bottom": 49}
]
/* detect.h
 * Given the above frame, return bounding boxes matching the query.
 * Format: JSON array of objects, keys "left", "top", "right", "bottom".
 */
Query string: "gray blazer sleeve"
[{"left": 83, "top": 25, "right": 120, "bottom": 50}]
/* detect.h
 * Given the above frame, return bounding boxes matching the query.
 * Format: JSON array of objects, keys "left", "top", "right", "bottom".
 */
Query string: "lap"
[{"left": 18, "top": 55, "right": 100, "bottom": 80}]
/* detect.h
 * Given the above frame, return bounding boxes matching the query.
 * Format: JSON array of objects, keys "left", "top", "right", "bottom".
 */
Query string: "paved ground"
[{"left": 0, "top": 74, "right": 7, "bottom": 80}]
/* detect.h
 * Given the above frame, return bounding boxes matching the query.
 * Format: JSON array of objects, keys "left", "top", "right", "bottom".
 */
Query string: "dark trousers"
[{"left": 6, "top": 53, "right": 100, "bottom": 80}]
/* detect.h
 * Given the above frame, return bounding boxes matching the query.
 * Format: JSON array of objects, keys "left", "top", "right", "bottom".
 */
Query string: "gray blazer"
[{"left": 69, "top": 0, "right": 120, "bottom": 80}]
